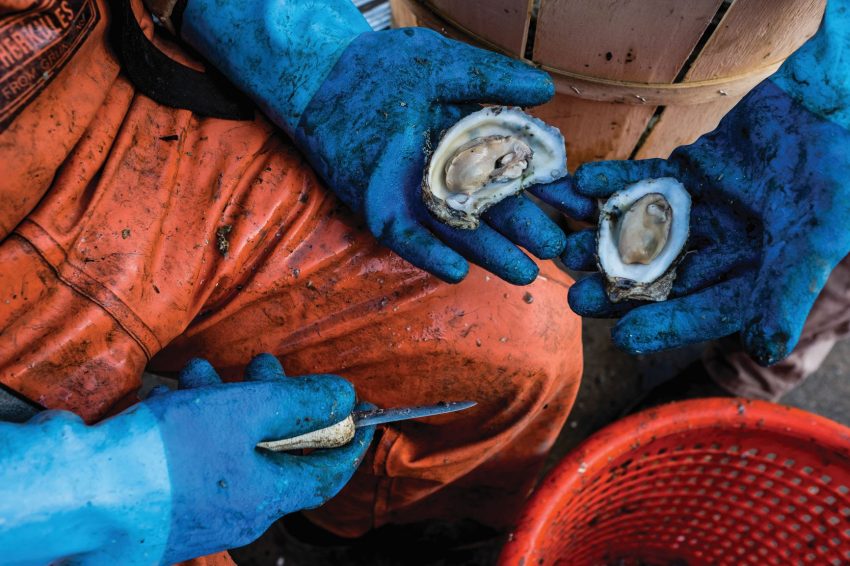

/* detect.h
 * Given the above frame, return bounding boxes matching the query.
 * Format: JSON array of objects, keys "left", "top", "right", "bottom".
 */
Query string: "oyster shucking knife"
[{"left": 257, "top": 401, "right": 477, "bottom": 452}]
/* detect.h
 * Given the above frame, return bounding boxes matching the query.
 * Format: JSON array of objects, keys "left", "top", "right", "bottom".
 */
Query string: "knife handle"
[{"left": 256, "top": 415, "right": 356, "bottom": 452}]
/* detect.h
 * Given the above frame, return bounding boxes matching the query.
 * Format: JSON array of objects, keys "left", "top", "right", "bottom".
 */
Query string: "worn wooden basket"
[{"left": 391, "top": 0, "right": 825, "bottom": 169}]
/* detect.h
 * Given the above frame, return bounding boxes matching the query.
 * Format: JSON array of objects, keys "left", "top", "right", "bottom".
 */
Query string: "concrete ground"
[
  {"left": 548, "top": 319, "right": 850, "bottom": 468},
  {"left": 546, "top": 318, "right": 703, "bottom": 464},
  {"left": 782, "top": 338, "right": 850, "bottom": 424}
]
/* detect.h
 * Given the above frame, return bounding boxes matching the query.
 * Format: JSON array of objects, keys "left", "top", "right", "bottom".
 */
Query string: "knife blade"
[
  {"left": 257, "top": 400, "right": 477, "bottom": 452},
  {"left": 351, "top": 400, "right": 477, "bottom": 428}
]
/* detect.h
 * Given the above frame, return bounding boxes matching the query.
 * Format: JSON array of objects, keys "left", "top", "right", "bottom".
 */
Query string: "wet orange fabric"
[
  {"left": 152, "top": 230, "right": 582, "bottom": 535},
  {"left": 0, "top": 0, "right": 118, "bottom": 239},
  {"left": 181, "top": 555, "right": 236, "bottom": 566},
  {"left": 0, "top": 0, "right": 583, "bottom": 551}
]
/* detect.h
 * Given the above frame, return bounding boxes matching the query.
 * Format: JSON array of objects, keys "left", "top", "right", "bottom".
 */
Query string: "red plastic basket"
[{"left": 499, "top": 399, "right": 850, "bottom": 566}]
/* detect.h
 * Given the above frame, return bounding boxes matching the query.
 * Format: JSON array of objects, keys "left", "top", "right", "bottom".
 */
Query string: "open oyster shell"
[
  {"left": 597, "top": 178, "right": 691, "bottom": 302},
  {"left": 423, "top": 107, "right": 567, "bottom": 229}
]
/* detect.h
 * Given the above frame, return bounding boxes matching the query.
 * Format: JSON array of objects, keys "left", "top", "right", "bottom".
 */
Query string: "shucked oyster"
[
  {"left": 597, "top": 178, "right": 691, "bottom": 302},
  {"left": 423, "top": 107, "right": 567, "bottom": 229}
]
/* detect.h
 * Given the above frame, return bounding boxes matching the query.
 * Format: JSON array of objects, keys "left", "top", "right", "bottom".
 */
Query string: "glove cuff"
[
  {"left": 771, "top": 1, "right": 850, "bottom": 130},
  {"left": 180, "top": 0, "right": 372, "bottom": 134},
  {"left": 0, "top": 409, "right": 172, "bottom": 564}
]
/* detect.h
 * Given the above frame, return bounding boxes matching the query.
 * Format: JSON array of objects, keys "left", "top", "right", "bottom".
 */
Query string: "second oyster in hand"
[
  {"left": 423, "top": 106, "right": 568, "bottom": 229},
  {"left": 598, "top": 178, "right": 691, "bottom": 303}
]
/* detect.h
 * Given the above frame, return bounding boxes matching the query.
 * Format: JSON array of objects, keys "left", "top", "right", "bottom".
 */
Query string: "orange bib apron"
[{"left": 0, "top": 0, "right": 583, "bottom": 560}]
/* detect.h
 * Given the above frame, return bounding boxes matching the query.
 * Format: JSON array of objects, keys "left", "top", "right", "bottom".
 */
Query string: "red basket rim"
[{"left": 499, "top": 398, "right": 850, "bottom": 565}]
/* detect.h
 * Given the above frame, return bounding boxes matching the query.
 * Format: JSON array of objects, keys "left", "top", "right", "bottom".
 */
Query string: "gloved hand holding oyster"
[
  {"left": 559, "top": 80, "right": 850, "bottom": 366},
  {"left": 555, "top": 3, "right": 850, "bottom": 366},
  {"left": 179, "top": 0, "right": 593, "bottom": 285},
  {"left": 287, "top": 33, "right": 586, "bottom": 286}
]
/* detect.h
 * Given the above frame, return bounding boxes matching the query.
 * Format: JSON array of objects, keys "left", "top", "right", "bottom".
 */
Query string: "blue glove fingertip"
[
  {"left": 574, "top": 158, "right": 674, "bottom": 198},
  {"left": 567, "top": 274, "right": 636, "bottom": 318},
  {"left": 610, "top": 321, "right": 644, "bottom": 355},
  {"left": 370, "top": 208, "right": 471, "bottom": 283},
  {"left": 354, "top": 401, "right": 377, "bottom": 413},
  {"left": 611, "top": 308, "right": 679, "bottom": 354},
  {"left": 425, "top": 216, "right": 539, "bottom": 285},
  {"left": 509, "top": 66, "right": 556, "bottom": 106},
  {"left": 423, "top": 250, "right": 470, "bottom": 284},
  {"left": 573, "top": 163, "right": 623, "bottom": 197},
  {"left": 741, "top": 324, "right": 790, "bottom": 367},
  {"left": 504, "top": 257, "right": 539, "bottom": 286},
  {"left": 483, "top": 195, "right": 567, "bottom": 259},
  {"left": 440, "top": 263, "right": 470, "bottom": 284},
  {"left": 741, "top": 311, "right": 807, "bottom": 366},
  {"left": 395, "top": 234, "right": 470, "bottom": 283},
  {"left": 439, "top": 39, "right": 555, "bottom": 106},
  {"left": 245, "top": 353, "right": 287, "bottom": 381},
  {"left": 527, "top": 178, "right": 598, "bottom": 221},
  {"left": 566, "top": 276, "right": 602, "bottom": 317},
  {"left": 561, "top": 229, "right": 597, "bottom": 271},
  {"left": 178, "top": 358, "right": 222, "bottom": 389},
  {"left": 298, "top": 374, "right": 357, "bottom": 415},
  {"left": 542, "top": 229, "right": 568, "bottom": 260}
]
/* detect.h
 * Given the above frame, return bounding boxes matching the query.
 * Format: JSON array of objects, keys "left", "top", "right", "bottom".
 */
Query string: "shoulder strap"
[{"left": 110, "top": 0, "right": 254, "bottom": 120}]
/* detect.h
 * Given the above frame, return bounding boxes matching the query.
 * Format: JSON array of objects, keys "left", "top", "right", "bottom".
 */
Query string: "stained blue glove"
[
  {"left": 559, "top": 3, "right": 850, "bottom": 365},
  {"left": 0, "top": 355, "right": 373, "bottom": 565},
  {"left": 180, "top": 0, "right": 593, "bottom": 285}
]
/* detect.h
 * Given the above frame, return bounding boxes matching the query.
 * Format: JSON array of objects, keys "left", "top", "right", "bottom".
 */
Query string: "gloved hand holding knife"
[{"left": 0, "top": 354, "right": 471, "bottom": 564}]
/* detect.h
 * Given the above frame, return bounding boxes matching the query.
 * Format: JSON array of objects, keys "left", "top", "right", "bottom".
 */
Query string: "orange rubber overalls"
[{"left": 0, "top": 1, "right": 583, "bottom": 564}]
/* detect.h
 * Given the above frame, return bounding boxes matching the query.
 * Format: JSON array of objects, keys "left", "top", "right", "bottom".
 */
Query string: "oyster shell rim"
[
  {"left": 596, "top": 177, "right": 691, "bottom": 303},
  {"left": 422, "top": 106, "right": 567, "bottom": 230}
]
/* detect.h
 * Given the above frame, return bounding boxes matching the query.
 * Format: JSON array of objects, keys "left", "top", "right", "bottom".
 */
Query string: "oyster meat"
[
  {"left": 423, "top": 107, "right": 567, "bottom": 229},
  {"left": 597, "top": 178, "right": 691, "bottom": 302}
]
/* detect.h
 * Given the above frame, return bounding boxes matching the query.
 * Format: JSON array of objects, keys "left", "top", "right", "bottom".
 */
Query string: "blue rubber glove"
[
  {"left": 180, "top": 0, "right": 593, "bottom": 285},
  {"left": 0, "top": 354, "right": 373, "bottom": 565},
  {"left": 559, "top": 2, "right": 850, "bottom": 366}
]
